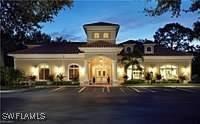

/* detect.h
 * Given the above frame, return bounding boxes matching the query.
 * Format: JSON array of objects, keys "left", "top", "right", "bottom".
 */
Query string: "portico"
[{"left": 79, "top": 46, "right": 122, "bottom": 86}]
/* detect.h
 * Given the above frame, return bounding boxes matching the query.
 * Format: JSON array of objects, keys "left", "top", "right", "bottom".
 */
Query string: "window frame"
[
  {"left": 93, "top": 32, "right": 100, "bottom": 39},
  {"left": 68, "top": 64, "right": 80, "bottom": 81},
  {"left": 103, "top": 32, "right": 109, "bottom": 39},
  {"left": 39, "top": 64, "right": 50, "bottom": 80}
]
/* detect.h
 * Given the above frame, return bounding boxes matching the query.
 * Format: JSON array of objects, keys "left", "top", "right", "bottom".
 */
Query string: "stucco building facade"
[{"left": 9, "top": 22, "right": 193, "bottom": 86}]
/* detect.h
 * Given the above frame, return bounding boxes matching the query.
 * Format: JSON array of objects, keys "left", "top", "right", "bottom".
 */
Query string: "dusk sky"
[{"left": 40, "top": 0, "right": 199, "bottom": 44}]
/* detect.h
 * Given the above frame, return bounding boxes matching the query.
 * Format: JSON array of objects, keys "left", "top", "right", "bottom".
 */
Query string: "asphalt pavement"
[{"left": 1, "top": 86, "right": 200, "bottom": 124}]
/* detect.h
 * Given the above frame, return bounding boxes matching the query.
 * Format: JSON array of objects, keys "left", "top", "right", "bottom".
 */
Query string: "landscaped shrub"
[
  {"left": 158, "top": 80, "right": 168, "bottom": 83},
  {"left": 48, "top": 74, "right": 54, "bottom": 81},
  {"left": 35, "top": 81, "right": 47, "bottom": 85},
  {"left": 0, "top": 67, "right": 25, "bottom": 86},
  {"left": 151, "top": 80, "right": 156, "bottom": 84},
  {"left": 179, "top": 75, "right": 186, "bottom": 83},
  {"left": 28, "top": 75, "right": 36, "bottom": 81},
  {"left": 156, "top": 74, "right": 162, "bottom": 80},
  {"left": 52, "top": 81, "right": 80, "bottom": 85},
  {"left": 123, "top": 75, "right": 128, "bottom": 81},
  {"left": 56, "top": 73, "right": 65, "bottom": 81},
  {"left": 145, "top": 72, "right": 152, "bottom": 82},
  {"left": 124, "top": 79, "right": 145, "bottom": 84},
  {"left": 168, "top": 79, "right": 179, "bottom": 83}
]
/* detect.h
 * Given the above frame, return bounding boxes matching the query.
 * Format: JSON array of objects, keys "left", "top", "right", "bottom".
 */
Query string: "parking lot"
[{"left": 1, "top": 86, "right": 200, "bottom": 124}]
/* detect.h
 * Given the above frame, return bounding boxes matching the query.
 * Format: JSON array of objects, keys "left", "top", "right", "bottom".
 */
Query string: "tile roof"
[
  {"left": 119, "top": 45, "right": 192, "bottom": 56},
  {"left": 118, "top": 40, "right": 143, "bottom": 46},
  {"left": 11, "top": 41, "right": 192, "bottom": 56},
  {"left": 11, "top": 42, "right": 86, "bottom": 54},
  {"left": 80, "top": 41, "right": 119, "bottom": 47},
  {"left": 83, "top": 22, "right": 119, "bottom": 27},
  {"left": 145, "top": 46, "right": 192, "bottom": 56}
]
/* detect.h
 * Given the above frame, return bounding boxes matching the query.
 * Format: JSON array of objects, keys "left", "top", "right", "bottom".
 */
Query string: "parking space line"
[
  {"left": 102, "top": 87, "right": 105, "bottom": 93},
  {"left": 149, "top": 89, "right": 157, "bottom": 93},
  {"left": 120, "top": 88, "right": 127, "bottom": 95},
  {"left": 106, "top": 86, "right": 110, "bottom": 93},
  {"left": 49, "top": 86, "right": 66, "bottom": 92},
  {"left": 130, "top": 87, "right": 141, "bottom": 93},
  {"left": 78, "top": 87, "right": 86, "bottom": 93},
  {"left": 175, "top": 88, "right": 195, "bottom": 93},
  {"left": 142, "top": 87, "right": 156, "bottom": 93}
]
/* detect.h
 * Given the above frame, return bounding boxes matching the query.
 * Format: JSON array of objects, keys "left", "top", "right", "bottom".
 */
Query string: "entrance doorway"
[
  {"left": 95, "top": 67, "right": 108, "bottom": 83},
  {"left": 89, "top": 56, "right": 112, "bottom": 84}
]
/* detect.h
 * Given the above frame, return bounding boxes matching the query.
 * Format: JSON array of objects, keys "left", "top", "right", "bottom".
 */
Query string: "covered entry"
[{"left": 88, "top": 56, "right": 112, "bottom": 84}]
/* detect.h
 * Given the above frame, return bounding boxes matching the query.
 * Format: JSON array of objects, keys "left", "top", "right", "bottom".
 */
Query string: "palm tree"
[{"left": 121, "top": 46, "right": 143, "bottom": 80}]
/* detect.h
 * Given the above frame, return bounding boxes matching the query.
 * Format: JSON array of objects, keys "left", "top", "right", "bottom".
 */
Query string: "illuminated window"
[
  {"left": 94, "top": 33, "right": 100, "bottom": 39},
  {"left": 127, "top": 65, "right": 144, "bottom": 80},
  {"left": 39, "top": 64, "right": 49, "bottom": 80},
  {"left": 103, "top": 33, "right": 109, "bottom": 38},
  {"left": 160, "top": 65, "right": 178, "bottom": 79},
  {"left": 69, "top": 64, "right": 79, "bottom": 81}
]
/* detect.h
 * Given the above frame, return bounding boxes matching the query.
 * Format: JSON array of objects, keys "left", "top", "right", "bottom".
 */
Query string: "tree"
[
  {"left": 154, "top": 23, "right": 194, "bottom": 51},
  {"left": 25, "top": 31, "right": 51, "bottom": 44},
  {"left": 0, "top": 0, "right": 73, "bottom": 66},
  {"left": 193, "top": 21, "right": 200, "bottom": 40},
  {"left": 192, "top": 45, "right": 200, "bottom": 77},
  {"left": 121, "top": 46, "right": 143, "bottom": 80},
  {"left": 145, "top": 0, "right": 199, "bottom": 17},
  {"left": 0, "top": 0, "right": 73, "bottom": 34}
]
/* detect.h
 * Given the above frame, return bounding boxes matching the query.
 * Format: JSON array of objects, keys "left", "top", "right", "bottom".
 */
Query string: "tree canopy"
[
  {"left": 154, "top": 23, "right": 194, "bottom": 51},
  {"left": 0, "top": 0, "right": 73, "bottom": 34},
  {"left": 145, "top": 0, "right": 200, "bottom": 17},
  {"left": 193, "top": 21, "right": 200, "bottom": 40},
  {"left": 121, "top": 46, "right": 143, "bottom": 80},
  {"left": 0, "top": 0, "right": 73, "bottom": 66}
]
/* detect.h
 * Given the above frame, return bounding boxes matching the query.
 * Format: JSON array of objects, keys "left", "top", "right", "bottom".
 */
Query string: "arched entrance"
[{"left": 89, "top": 56, "right": 112, "bottom": 84}]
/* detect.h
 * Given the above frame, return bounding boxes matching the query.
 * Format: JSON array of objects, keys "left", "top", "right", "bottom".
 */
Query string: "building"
[{"left": 9, "top": 22, "right": 193, "bottom": 86}]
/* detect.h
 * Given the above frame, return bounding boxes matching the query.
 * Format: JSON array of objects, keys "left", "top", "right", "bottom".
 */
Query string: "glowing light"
[
  {"left": 117, "top": 66, "right": 124, "bottom": 77},
  {"left": 181, "top": 66, "right": 190, "bottom": 76},
  {"left": 40, "top": 64, "right": 49, "bottom": 68},
  {"left": 148, "top": 67, "right": 156, "bottom": 73},
  {"left": 31, "top": 66, "right": 38, "bottom": 76},
  {"left": 55, "top": 66, "right": 64, "bottom": 75},
  {"left": 80, "top": 66, "right": 85, "bottom": 76}
]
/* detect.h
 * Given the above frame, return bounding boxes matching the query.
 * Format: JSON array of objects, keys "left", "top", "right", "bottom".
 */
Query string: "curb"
[
  {"left": 126, "top": 85, "right": 200, "bottom": 88},
  {"left": 0, "top": 88, "right": 32, "bottom": 93},
  {"left": 35, "top": 85, "right": 79, "bottom": 88},
  {"left": 0, "top": 85, "right": 80, "bottom": 93}
]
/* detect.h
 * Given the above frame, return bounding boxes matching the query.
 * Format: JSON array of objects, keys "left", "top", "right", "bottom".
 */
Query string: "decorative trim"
[
  {"left": 144, "top": 56, "right": 193, "bottom": 60},
  {"left": 8, "top": 53, "right": 85, "bottom": 59}
]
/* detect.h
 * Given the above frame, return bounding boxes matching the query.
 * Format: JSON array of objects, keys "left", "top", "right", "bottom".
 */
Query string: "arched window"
[
  {"left": 39, "top": 64, "right": 49, "bottom": 80},
  {"left": 69, "top": 64, "right": 79, "bottom": 81},
  {"left": 147, "top": 47, "right": 151, "bottom": 52},
  {"left": 160, "top": 65, "right": 178, "bottom": 79},
  {"left": 126, "top": 47, "right": 132, "bottom": 53}
]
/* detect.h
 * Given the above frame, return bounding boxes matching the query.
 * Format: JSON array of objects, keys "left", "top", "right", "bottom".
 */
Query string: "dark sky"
[{"left": 40, "top": 0, "right": 199, "bottom": 44}]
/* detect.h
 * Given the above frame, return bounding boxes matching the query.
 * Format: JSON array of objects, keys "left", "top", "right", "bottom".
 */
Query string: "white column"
[
  {"left": 84, "top": 60, "right": 88, "bottom": 81},
  {"left": 112, "top": 60, "right": 117, "bottom": 85},
  {"left": 189, "top": 61, "right": 192, "bottom": 81},
  {"left": 14, "top": 58, "right": 16, "bottom": 69}
]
